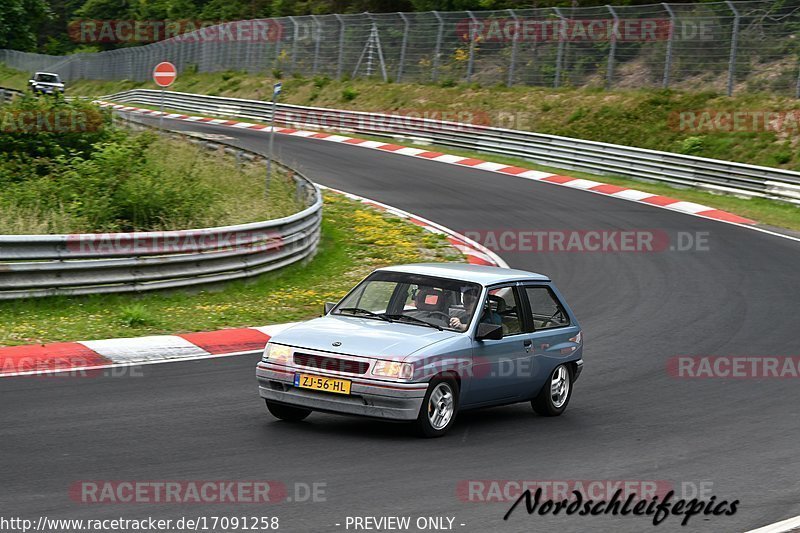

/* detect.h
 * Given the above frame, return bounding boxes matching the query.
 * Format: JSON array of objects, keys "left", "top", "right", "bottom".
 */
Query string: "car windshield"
[
  {"left": 36, "top": 74, "right": 60, "bottom": 83},
  {"left": 334, "top": 271, "right": 481, "bottom": 332}
]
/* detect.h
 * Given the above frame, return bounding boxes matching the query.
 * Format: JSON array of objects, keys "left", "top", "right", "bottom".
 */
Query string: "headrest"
[{"left": 415, "top": 288, "right": 445, "bottom": 312}]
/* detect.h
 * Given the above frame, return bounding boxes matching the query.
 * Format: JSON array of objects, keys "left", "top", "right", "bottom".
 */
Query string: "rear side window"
[{"left": 524, "top": 287, "right": 569, "bottom": 330}]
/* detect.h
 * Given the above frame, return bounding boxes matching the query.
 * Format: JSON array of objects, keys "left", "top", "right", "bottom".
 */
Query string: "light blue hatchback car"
[{"left": 256, "top": 263, "right": 583, "bottom": 437}]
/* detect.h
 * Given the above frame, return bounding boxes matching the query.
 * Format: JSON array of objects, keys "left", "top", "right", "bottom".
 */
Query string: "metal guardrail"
[
  {"left": 104, "top": 89, "right": 800, "bottom": 205},
  {"left": 0, "top": 125, "right": 322, "bottom": 299},
  {"left": 0, "top": 86, "right": 22, "bottom": 104}
]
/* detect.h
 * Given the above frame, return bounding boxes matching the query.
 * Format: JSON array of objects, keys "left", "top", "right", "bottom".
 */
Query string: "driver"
[{"left": 449, "top": 288, "right": 502, "bottom": 331}]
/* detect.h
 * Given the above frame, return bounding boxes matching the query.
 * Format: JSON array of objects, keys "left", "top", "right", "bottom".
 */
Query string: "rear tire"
[
  {"left": 415, "top": 377, "right": 459, "bottom": 438},
  {"left": 265, "top": 400, "right": 311, "bottom": 422},
  {"left": 532, "top": 364, "right": 572, "bottom": 417}
]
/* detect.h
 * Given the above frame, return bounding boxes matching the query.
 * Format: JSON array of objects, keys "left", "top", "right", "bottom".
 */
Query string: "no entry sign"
[{"left": 153, "top": 62, "right": 177, "bottom": 87}]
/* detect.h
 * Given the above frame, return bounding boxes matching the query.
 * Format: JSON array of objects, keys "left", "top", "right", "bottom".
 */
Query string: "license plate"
[{"left": 294, "top": 373, "right": 351, "bottom": 395}]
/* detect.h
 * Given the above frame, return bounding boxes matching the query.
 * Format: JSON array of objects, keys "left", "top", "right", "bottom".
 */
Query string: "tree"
[{"left": 0, "top": 0, "right": 51, "bottom": 51}]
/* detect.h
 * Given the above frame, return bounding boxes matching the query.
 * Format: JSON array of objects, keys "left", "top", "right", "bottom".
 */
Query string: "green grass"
[
  {"left": 51, "top": 67, "right": 800, "bottom": 171},
  {"left": 0, "top": 132, "right": 302, "bottom": 234},
  {"left": 0, "top": 192, "right": 464, "bottom": 346}
]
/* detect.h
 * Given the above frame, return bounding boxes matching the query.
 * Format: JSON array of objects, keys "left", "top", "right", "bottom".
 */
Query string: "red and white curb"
[
  {"left": 98, "top": 100, "right": 758, "bottom": 228},
  {"left": 0, "top": 188, "right": 504, "bottom": 378}
]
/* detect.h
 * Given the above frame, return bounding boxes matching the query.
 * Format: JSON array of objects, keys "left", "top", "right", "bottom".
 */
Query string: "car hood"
[
  {"left": 270, "top": 315, "right": 459, "bottom": 359},
  {"left": 34, "top": 82, "right": 63, "bottom": 88}
]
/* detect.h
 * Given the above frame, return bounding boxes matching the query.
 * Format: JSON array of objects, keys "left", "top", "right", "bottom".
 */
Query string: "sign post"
[
  {"left": 152, "top": 61, "right": 177, "bottom": 131},
  {"left": 266, "top": 82, "right": 282, "bottom": 198}
]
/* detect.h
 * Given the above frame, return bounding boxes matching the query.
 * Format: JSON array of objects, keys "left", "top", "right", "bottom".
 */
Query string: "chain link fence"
[{"left": 1, "top": 0, "right": 798, "bottom": 96}]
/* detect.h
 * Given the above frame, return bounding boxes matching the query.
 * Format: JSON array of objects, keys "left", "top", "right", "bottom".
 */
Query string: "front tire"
[
  {"left": 265, "top": 400, "right": 311, "bottom": 422},
  {"left": 415, "top": 377, "right": 459, "bottom": 438},
  {"left": 532, "top": 364, "right": 572, "bottom": 416}
]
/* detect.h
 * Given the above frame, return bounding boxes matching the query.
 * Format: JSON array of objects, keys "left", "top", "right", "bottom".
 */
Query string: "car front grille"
[{"left": 293, "top": 353, "right": 369, "bottom": 375}]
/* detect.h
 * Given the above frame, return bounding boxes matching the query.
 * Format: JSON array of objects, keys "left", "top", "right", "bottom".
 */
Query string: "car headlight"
[
  {"left": 371, "top": 360, "right": 413, "bottom": 379},
  {"left": 262, "top": 342, "right": 292, "bottom": 365}
]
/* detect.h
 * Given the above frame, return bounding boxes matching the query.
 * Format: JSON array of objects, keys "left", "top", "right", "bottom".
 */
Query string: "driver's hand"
[{"left": 449, "top": 317, "right": 464, "bottom": 329}]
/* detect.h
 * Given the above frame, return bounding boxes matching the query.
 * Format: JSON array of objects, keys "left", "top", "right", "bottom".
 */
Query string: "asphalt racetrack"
[{"left": 2, "top": 115, "right": 799, "bottom": 532}]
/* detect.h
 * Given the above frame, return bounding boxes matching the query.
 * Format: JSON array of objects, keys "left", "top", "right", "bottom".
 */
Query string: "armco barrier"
[
  {"left": 103, "top": 89, "right": 800, "bottom": 206},
  {"left": 0, "top": 86, "right": 22, "bottom": 104},
  {"left": 0, "top": 131, "right": 322, "bottom": 299}
]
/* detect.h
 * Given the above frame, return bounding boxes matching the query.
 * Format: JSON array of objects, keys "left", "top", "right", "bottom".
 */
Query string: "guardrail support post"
[
  {"left": 725, "top": 0, "right": 740, "bottom": 97},
  {"left": 506, "top": 9, "right": 519, "bottom": 86},
  {"left": 397, "top": 13, "right": 410, "bottom": 83},
  {"left": 432, "top": 11, "right": 444, "bottom": 82},
  {"left": 465, "top": 11, "right": 478, "bottom": 83},
  {"left": 554, "top": 8, "right": 567, "bottom": 88},
  {"left": 661, "top": 3, "right": 676, "bottom": 89},
  {"left": 605, "top": 5, "right": 619, "bottom": 90}
]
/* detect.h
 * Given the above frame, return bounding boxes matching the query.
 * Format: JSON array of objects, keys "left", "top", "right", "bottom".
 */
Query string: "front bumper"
[{"left": 257, "top": 362, "right": 428, "bottom": 421}]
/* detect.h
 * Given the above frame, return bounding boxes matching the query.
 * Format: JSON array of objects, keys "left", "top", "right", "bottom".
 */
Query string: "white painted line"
[
  {"left": 562, "top": 178, "right": 604, "bottom": 190},
  {"left": 744, "top": 514, "right": 800, "bottom": 533},
  {"left": 0, "top": 350, "right": 261, "bottom": 379},
  {"left": 353, "top": 140, "right": 387, "bottom": 148},
  {"left": 394, "top": 147, "right": 427, "bottom": 156},
  {"left": 474, "top": 161, "right": 508, "bottom": 172},
  {"left": 80, "top": 335, "right": 210, "bottom": 363},
  {"left": 518, "top": 170, "right": 554, "bottom": 180},
  {"left": 666, "top": 200, "right": 715, "bottom": 214},
  {"left": 432, "top": 154, "right": 467, "bottom": 164},
  {"left": 322, "top": 135, "right": 352, "bottom": 143},
  {"left": 612, "top": 189, "right": 655, "bottom": 201}
]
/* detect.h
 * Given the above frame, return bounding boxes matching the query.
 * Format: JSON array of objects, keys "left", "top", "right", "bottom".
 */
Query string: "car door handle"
[{"left": 523, "top": 340, "right": 532, "bottom": 352}]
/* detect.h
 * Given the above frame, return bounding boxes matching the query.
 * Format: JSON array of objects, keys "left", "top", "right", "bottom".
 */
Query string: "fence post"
[
  {"left": 662, "top": 3, "right": 676, "bottom": 89},
  {"left": 288, "top": 16, "right": 299, "bottom": 74},
  {"left": 506, "top": 9, "right": 519, "bottom": 86},
  {"left": 605, "top": 5, "right": 619, "bottom": 89},
  {"left": 465, "top": 11, "right": 478, "bottom": 82},
  {"left": 432, "top": 11, "right": 444, "bottom": 82},
  {"left": 796, "top": 59, "right": 800, "bottom": 99},
  {"left": 335, "top": 14, "right": 346, "bottom": 80},
  {"left": 397, "top": 12, "right": 410, "bottom": 82},
  {"left": 725, "top": 0, "right": 740, "bottom": 97},
  {"left": 553, "top": 7, "right": 566, "bottom": 88},
  {"left": 311, "top": 15, "right": 322, "bottom": 75},
  {"left": 273, "top": 18, "right": 284, "bottom": 72}
]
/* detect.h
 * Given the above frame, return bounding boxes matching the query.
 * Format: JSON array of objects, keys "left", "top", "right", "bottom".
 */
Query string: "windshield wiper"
[
  {"left": 383, "top": 314, "right": 443, "bottom": 331},
  {"left": 337, "top": 307, "right": 393, "bottom": 322}
]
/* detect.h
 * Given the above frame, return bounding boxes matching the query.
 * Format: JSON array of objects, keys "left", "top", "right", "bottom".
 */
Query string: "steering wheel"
[{"left": 423, "top": 311, "right": 451, "bottom": 321}]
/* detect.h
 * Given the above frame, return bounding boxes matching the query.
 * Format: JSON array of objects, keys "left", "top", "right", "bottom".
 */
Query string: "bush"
[{"left": 341, "top": 87, "right": 359, "bottom": 101}]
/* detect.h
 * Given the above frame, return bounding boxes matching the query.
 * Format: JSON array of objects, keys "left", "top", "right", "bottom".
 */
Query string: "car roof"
[
  {"left": 34, "top": 72, "right": 59, "bottom": 77},
  {"left": 377, "top": 263, "right": 550, "bottom": 285}
]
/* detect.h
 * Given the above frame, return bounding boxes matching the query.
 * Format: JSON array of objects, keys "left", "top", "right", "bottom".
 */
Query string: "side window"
[
  {"left": 486, "top": 286, "right": 523, "bottom": 336},
  {"left": 525, "top": 286, "right": 569, "bottom": 330}
]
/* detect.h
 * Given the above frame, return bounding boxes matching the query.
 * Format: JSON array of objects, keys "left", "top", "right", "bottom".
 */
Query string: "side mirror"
[
  {"left": 324, "top": 302, "right": 336, "bottom": 314},
  {"left": 476, "top": 323, "right": 503, "bottom": 341},
  {"left": 28, "top": 79, "right": 34, "bottom": 85}
]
